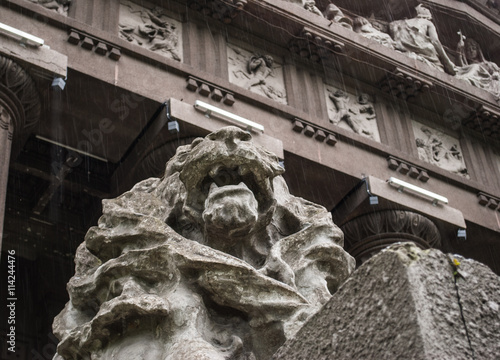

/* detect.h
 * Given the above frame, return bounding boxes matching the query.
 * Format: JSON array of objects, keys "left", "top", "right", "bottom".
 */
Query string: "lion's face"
[{"left": 161, "top": 127, "right": 284, "bottom": 250}]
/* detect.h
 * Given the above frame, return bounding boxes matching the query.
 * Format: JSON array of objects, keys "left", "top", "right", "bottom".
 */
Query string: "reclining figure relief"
[
  {"left": 52, "top": 126, "right": 355, "bottom": 360},
  {"left": 455, "top": 33, "right": 500, "bottom": 99},
  {"left": 389, "top": 4, "right": 456, "bottom": 75}
]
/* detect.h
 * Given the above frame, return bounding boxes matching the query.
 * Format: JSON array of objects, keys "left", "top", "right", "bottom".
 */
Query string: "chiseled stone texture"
[
  {"left": 273, "top": 243, "right": 500, "bottom": 360},
  {"left": 52, "top": 126, "right": 355, "bottom": 360}
]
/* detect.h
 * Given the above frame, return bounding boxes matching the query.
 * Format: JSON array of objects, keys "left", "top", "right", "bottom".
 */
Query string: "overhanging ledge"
[
  {"left": 332, "top": 175, "right": 466, "bottom": 231},
  {"left": 0, "top": 28, "right": 67, "bottom": 79}
]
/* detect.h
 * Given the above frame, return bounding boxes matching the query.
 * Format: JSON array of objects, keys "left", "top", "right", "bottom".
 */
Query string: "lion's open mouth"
[{"left": 200, "top": 165, "right": 260, "bottom": 201}]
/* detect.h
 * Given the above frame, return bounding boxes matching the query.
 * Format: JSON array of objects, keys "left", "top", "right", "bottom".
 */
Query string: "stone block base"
[{"left": 273, "top": 243, "right": 500, "bottom": 359}]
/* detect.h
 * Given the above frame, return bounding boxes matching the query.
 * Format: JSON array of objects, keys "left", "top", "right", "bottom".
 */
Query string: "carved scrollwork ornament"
[
  {"left": 0, "top": 56, "right": 41, "bottom": 137},
  {"left": 341, "top": 210, "right": 441, "bottom": 264}
]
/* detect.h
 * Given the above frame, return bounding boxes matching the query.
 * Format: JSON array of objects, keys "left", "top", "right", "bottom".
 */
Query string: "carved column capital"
[
  {"left": 0, "top": 56, "right": 41, "bottom": 245},
  {"left": 341, "top": 210, "right": 441, "bottom": 265},
  {"left": 0, "top": 56, "right": 41, "bottom": 138}
]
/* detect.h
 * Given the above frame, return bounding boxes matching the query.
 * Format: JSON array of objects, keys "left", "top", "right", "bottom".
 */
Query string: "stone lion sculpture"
[{"left": 53, "top": 126, "right": 355, "bottom": 360}]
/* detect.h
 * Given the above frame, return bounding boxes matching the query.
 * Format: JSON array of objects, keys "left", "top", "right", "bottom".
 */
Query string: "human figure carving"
[
  {"left": 119, "top": 2, "right": 181, "bottom": 61},
  {"left": 329, "top": 90, "right": 378, "bottom": 139},
  {"left": 389, "top": 5, "right": 456, "bottom": 75},
  {"left": 353, "top": 16, "right": 396, "bottom": 50},
  {"left": 455, "top": 33, "right": 500, "bottom": 99},
  {"left": 52, "top": 127, "right": 355, "bottom": 360},
  {"left": 29, "top": 0, "right": 70, "bottom": 15},
  {"left": 303, "top": 0, "right": 323, "bottom": 17},
  {"left": 416, "top": 127, "right": 468, "bottom": 177},
  {"left": 235, "top": 54, "right": 285, "bottom": 101},
  {"left": 323, "top": 3, "right": 352, "bottom": 30}
]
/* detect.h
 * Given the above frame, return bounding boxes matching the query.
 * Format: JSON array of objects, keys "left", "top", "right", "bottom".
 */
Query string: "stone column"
[
  {"left": 341, "top": 210, "right": 441, "bottom": 265},
  {"left": 0, "top": 56, "right": 41, "bottom": 249}
]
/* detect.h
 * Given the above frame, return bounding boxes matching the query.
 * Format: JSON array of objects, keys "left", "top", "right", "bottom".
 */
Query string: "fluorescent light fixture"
[
  {"left": 194, "top": 100, "right": 264, "bottom": 133},
  {"left": 0, "top": 22, "right": 44, "bottom": 46},
  {"left": 388, "top": 177, "right": 448, "bottom": 205}
]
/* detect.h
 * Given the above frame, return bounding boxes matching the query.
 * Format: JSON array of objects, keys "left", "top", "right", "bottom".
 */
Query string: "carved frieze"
[
  {"left": 119, "top": 0, "right": 182, "bottom": 61},
  {"left": 301, "top": 1, "right": 352, "bottom": 29},
  {"left": 389, "top": 5, "right": 456, "bottom": 75},
  {"left": 353, "top": 16, "right": 396, "bottom": 50},
  {"left": 325, "top": 86, "right": 380, "bottom": 142},
  {"left": 288, "top": 27, "right": 344, "bottom": 63},
  {"left": 463, "top": 105, "right": 500, "bottom": 140},
  {"left": 227, "top": 44, "right": 286, "bottom": 104},
  {"left": 187, "top": 0, "right": 247, "bottom": 23},
  {"left": 27, "top": 0, "right": 71, "bottom": 16},
  {"left": 455, "top": 35, "right": 500, "bottom": 100},
  {"left": 378, "top": 68, "right": 433, "bottom": 101},
  {"left": 412, "top": 121, "right": 469, "bottom": 178}
]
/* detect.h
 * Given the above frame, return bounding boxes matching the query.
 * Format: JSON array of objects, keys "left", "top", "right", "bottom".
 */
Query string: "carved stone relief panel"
[
  {"left": 119, "top": 0, "right": 182, "bottom": 61},
  {"left": 27, "top": 0, "right": 71, "bottom": 15},
  {"left": 412, "top": 120, "right": 469, "bottom": 178},
  {"left": 325, "top": 86, "right": 380, "bottom": 142},
  {"left": 227, "top": 43, "right": 287, "bottom": 104}
]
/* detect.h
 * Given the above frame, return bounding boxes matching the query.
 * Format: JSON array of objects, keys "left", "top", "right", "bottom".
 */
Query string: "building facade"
[{"left": 1, "top": 0, "right": 499, "bottom": 357}]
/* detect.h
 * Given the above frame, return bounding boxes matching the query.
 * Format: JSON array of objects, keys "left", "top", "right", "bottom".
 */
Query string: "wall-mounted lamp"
[
  {"left": 388, "top": 177, "right": 448, "bottom": 205},
  {"left": 51, "top": 77, "right": 66, "bottom": 91},
  {"left": 194, "top": 100, "right": 264, "bottom": 133},
  {"left": 457, "top": 229, "right": 467, "bottom": 241},
  {"left": 168, "top": 120, "right": 179, "bottom": 134},
  {"left": 0, "top": 22, "right": 44, "bottom": 47}
]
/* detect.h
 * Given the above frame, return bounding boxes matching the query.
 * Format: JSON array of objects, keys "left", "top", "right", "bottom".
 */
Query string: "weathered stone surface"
[
  {"left": 119, "top": 0, "right": 182, "bottom": 61},
  {"left": 455, "top": 36, "right": 500, "bottom": 99},
  {"left": 227, "top": 44, "right": 286, "bottom": 104},
  {"left": 53, "top": 126, "right": 355, "bottom": 360},
  {"left": 413, "top": 121, "right": 469, "bottom": 178},
  {"left": 325, "top": 87, "right": 380, "bottom": 142},
  {"left": 272, "top": 243, "right": 500, "bottom": 359},
  {"left": 389, "top": 5, "right": 456, "bottom": 75}
]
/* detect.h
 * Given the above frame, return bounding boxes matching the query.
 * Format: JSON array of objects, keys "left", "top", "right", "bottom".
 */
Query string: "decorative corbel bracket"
[
  {"left": 387, "top": 156, "right": 430, "bottom": 182},
  {"left": 463, "top": 105, "right": 500, "bottom": 140},
  {"left": 68, "top": 29, "right": 121, "bottom": 60},
  {"left": 477, "top": 191, "right": 500, "bottom": 211},
  {"left": 292, "top": 118, "right": 337, "bottom": 146},
  {"left": 187, "top": 0, "right": 247, "bottom": 23},
  {"left": 378, "top": 68, "right": 433, "bottom": 101},
  {"left": 186, "top": 76, "right": 235, "bottom": 105},
  {"left": 288, "top": 27, "right": 345, "bottom": 63}
]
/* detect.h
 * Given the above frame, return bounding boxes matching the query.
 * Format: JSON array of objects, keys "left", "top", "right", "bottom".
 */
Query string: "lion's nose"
[{"left": 208, "top": 126, "right": 252, "bottom": 150}]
